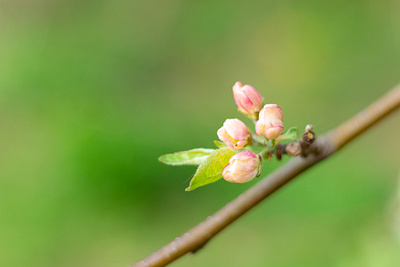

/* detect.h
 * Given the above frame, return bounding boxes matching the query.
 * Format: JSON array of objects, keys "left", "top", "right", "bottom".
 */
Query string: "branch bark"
[{"left": 132, "top": 84, "right": 400, "bottom": 267}]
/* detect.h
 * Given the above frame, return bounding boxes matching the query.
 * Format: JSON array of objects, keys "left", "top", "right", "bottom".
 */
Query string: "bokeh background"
[{"left": 1, "top": 1, "right": 400, "bottom": 266}]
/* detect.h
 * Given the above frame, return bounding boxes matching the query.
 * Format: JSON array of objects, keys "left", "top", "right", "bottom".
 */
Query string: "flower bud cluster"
[
  {"left": 161, "top": 80, "right": 312, "bottom": 191},
  {"left": 218, "top": 81, "right": 285, "bottom": 183}
]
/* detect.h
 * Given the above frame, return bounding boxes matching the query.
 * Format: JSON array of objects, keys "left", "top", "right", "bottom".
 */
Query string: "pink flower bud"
[
  {"left": 222, "top": 151, "right": 262, "bottom": 183},
  {"left": 255, "top": 104, "right": 284, "bottom": 139},
  {"left": 217, "top": 119, "right": 252, "bottom": 149},
  {"left": 233, "top": 81, "right": 263, "bottom": 119}
]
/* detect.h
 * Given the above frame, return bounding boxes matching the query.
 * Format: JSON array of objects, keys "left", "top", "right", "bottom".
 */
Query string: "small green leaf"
[
  {"left": 213, "top": 140, "right": 226, "bottom": 148},
  {"left": 186, "top": 147, "right": 236, "bottom": 191},
  {"left": 276, "top": 127, "right": 298, "bottom": 143},
  {"left": 159, "top": 148, "right": 215, "bottom": 166}
]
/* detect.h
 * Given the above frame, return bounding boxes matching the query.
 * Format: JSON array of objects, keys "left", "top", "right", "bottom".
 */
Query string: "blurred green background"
[{"left": 1, "top": 1, "right": 400, "bottom": 266}]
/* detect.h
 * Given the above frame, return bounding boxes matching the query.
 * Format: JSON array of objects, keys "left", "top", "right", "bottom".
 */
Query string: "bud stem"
[{"left": 258, "top": 148, "right": 270, "bottom": 160}]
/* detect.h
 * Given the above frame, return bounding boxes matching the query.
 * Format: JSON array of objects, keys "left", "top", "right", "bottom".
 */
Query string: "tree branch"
[{"left": 132, "top": 84, "right": 400, "bottom": 267}]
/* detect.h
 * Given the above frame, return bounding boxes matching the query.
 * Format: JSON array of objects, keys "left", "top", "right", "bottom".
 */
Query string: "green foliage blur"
[{"left": 1, "top": 1, "right": 400, "bottom": 266}]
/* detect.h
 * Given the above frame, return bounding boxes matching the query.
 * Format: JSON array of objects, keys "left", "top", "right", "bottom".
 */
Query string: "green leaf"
[
  {"left": 276, "top": 127, "right": 298, "bottom": 143},
  {"left": 186, "top": 147, "right": 236, "bottom": 191},
  {"left": 213, "top": 140, "right": 226, "bottom": 148},
  {"left": 158, "top": 148, "right": 215, "bottom": 166}
]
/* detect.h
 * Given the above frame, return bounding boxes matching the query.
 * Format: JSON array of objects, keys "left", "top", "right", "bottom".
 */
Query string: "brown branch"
[{"left": 132, "top": 84, "right": 400, "bottom": 267}]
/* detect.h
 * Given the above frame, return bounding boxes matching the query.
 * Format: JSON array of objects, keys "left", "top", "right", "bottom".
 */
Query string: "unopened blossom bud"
[
  {"left": 305, "top": 124, "right": 313, "bottom": 132},
  {"left": 217, "top": 119, "right": 252, "bottom": 149},
  {"left": 255, "top": 104, "right": 283, "bottom": 140},
  {"left": 233, "top": 81, "right": 263, "bottom": 119},
  {"left": 222, "top": 151, "right": 262, "bottom": 183}
]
